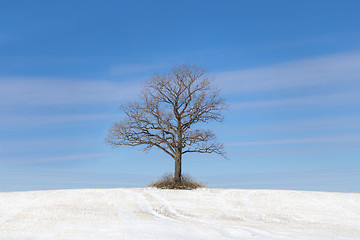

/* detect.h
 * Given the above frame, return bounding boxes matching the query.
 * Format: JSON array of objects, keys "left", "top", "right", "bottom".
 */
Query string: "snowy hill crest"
[{"left": 0, "top": 188, "right": 359, "bottom": 240}]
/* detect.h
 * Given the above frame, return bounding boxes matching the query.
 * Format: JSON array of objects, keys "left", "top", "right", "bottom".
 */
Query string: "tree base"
[{"left": 147, "top": 173, "right": 207, "bottom": 190}]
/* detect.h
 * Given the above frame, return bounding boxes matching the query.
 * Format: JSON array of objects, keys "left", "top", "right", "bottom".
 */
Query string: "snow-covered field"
[{"left": 0, "top": 188, "right": 359, "bottom": 240}]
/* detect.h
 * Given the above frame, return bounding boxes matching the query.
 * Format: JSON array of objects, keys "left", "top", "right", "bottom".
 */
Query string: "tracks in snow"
[
  {"left": 1, "top": 188, "right": 359, "bottom": 240},
  {"left": 139, "top": 189, "right": 257, "bottom": 238}
]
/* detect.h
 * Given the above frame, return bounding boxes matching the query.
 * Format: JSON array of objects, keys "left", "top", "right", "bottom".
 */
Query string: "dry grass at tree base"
[{"left": 147, "top": 174, "right": 207, "bottom": 190}]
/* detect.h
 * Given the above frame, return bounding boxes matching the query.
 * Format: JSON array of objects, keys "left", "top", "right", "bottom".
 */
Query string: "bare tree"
[{"left": 106, "top": 64, "right": 227, "bottom": 183}]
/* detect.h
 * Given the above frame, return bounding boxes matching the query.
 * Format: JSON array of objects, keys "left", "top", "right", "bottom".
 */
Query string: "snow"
[{"left": 0, "top": 188, "right": 359, "bottom": 239}]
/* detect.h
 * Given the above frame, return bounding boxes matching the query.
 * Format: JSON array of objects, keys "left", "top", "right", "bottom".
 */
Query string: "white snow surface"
[{"left": 0, "top": 188, "right": 359, "bottom": 240}]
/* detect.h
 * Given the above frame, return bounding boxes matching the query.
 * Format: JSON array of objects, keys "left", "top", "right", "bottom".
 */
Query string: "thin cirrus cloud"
[
  {"left": 0, "top": 113, "right": 121, "bottom": 129},
  {"left": 227, "top": 145, "right": 360, "bottom": 159},
  {"left": 228, "top": 135, "right": 360, "bottom": 147},
  {"left": 214, "top": 51, "right": 360, "bottom": 94},
  {"left": 0, "top": 77, "right": 141, "bottom": 106},
  {"left": 1, "top": 153, "right": 107, "bottom": 164},
  {"left": 225, "top": 135, "right": 360, "bottom": 159},
  {"left": 223, "top": 114, "right": 360, "bottom": 136},
  {"left": 230, "top": 90, "right": 360, "bottom": 109},
  {"left": 2, "top": 52, "right": 359, "bottom": 108},
  {"left": 0, "top": 33, "right": 13, "bottom": 44},
  {"left": 109, "top": 63, "right": 163, "bottom": 76},
  {"left": 0, "top": 136, "right": 100, "bottom": 153}
]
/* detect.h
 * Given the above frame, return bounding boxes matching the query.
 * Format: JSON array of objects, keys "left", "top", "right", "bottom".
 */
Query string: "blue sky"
[{"left": 1, "top": 0, "right": 359, "bottom": 192}]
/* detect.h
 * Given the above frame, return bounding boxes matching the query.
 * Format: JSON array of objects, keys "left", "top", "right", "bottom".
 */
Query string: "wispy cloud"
[
  {"left": 222, "top": 114, "right": 360, "bottom": 136},
  {"left": 228, "top": 145, "right": 360, "bottom": 159},
  {"left": 224, "top": 134, "right": 360, "bottom": 159},
  {"left": 0, "top": 113, "right": 121, "bottom": 129},
  {"left": 109, "top": 63, "right": 163, "bottom": 76},
  {"left": 231, "top": 90, "right": 360, "bottom": 109},
  {"left": 1, "top": 153, "right": 107, "bottom": 164},
  {"left": 0, "top": 34, "right": 13, "bottom": 44},
  {"left": 214, "top": 51, "right": 360, "bottom": 94},
  {"left": 228, "top": 135, "right": 360, "bottom": 146},
  {"left": 0, "top": 77, "right": 141, "bottom": 106},
  {"left": 0, "top": 137, "right": 102, "bottom": 153}
]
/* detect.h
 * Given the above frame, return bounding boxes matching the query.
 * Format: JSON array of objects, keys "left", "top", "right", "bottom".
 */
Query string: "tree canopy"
[{"left": 106, "top": 64, "right": 227, "bottom": 183}]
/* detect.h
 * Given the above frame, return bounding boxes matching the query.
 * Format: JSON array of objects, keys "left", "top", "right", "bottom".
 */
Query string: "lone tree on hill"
[{"left": 106, "top": 64, "right": 227, "bottom": 184}]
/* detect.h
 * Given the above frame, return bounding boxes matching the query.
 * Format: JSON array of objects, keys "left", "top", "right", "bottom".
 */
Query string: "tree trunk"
[
  {"left": 174, "top": 149, "right": 182, "bottom": 183},
  {"left": 174, "top": 119, "right": 183, "bottom": 183}
]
